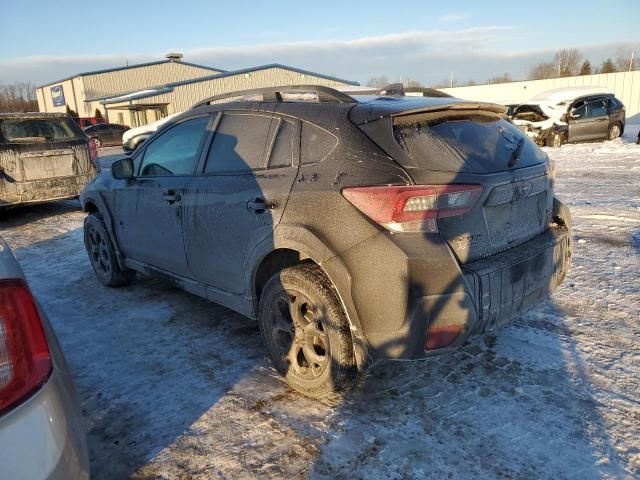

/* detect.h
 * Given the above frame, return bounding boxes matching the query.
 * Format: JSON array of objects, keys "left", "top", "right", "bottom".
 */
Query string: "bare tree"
[
  {"left": 366, "top": 76, "right": 389, "bottom": 88},
  {"left": 528, "top": 61, "right": 557, "bottom": 80},
  {"left": 554, "top": 49, "right": 583, "bottom": 77},
  {"left": 613, "top": 47, "right": 637, "bottom": 72},
  {"left": 406, "top": 79, "right": 423, "bottom": 88},
  {"left": 0, "top": 82, "right": 38, "bottom": 112},
  {"left": 486, "top": 73, "right": 512, "bottom": 84}
]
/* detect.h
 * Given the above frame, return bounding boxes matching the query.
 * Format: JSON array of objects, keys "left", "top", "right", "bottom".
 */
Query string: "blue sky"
[{"left": 1, "top": 0, "right": 638, "bottom": 85}]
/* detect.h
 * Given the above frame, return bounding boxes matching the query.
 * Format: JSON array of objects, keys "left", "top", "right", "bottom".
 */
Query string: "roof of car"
[{"left": 0, "top": 112, "right": 71, "bottom": 119}]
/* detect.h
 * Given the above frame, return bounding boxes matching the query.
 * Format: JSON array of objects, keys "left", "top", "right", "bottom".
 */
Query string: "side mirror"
[
  {"left": 569, "top": 112, "right": 581, "bottom": 119},
  {"left": 111, "top": 157, "right": 134, "bottom": 180}
]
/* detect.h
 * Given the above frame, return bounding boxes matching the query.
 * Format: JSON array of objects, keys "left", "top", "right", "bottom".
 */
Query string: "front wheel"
[
  {"left": 84, "top": 213, "right": 135, "bottom": 287},
  {"left": 546, "top": 132, "right": 564, "bottom": 148},
  {"left": 258, "top": 264, "right": 357, "bottom": 398},
  {"left": 608, "top": 124, "right": 621, "bottom": 140}
]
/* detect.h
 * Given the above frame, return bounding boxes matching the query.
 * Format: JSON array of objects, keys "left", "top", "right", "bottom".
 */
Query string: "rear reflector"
[
  {"left": 0, "top": 279, "right": 51, "bottom": 414},
  {"left": 342, "top": 184, "right": 482, "bottom": 233},
  {"left": 425, "top": 325, "right": 463, "bottom": 350},
  {"left": 88, "top": 140, "right": 98, "bottom": 166}
]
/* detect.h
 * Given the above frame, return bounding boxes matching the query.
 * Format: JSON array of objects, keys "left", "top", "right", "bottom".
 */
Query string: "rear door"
[
  {"left": 583, "top": 98, "right": 610, "bottom": 140},
  {"left": 114, "top": 115, "right": 212, "bottom": 277},
  {"left": 182, "top": 111, "right": 299, "bottom": 293}
]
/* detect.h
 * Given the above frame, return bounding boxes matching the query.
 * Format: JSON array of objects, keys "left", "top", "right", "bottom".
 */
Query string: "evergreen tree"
[
  {"left": 600, "top": 58, "right": 616, "bottom": 74},
  {"left": 65, "top": 105, "right": 78, "bottom": 118},
  {"left": 94, "top": 108, "right": 103, "bottom": 119},
  {"left": 579, "top": 60, "right": 592, "bottom": 75}
]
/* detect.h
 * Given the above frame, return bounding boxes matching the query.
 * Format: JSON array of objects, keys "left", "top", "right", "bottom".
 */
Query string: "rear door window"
[
  {"left": 268, "top": 118, "right": 296, "bottom": 168},
  {"left": 587, "top": 99, "right": 608, "bottom": 117},
  {"left": 0, "top": 117, "right": 82, "bottom": 143},
  {"left": 138, "top": 116, "right": 210, "bottom": 176},
  {"left": 205, "top": 113, "right": 276, "bottom": 174},
  {"left": 300, "top": 122, "right": 337, "bottom": 165}
]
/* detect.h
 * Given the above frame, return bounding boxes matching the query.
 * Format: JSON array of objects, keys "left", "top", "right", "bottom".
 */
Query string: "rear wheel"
[
  {"left": 84, "top": 213, "right": 135, "bottom": 287},
  {"left": 258, "top": 264, "right": 356, "bottom": 398},
  {"left": 608, "top": 123, "right": 621, "bottom": 140},
  {"left": 93, "top": 137, "right": 102, "bottom": 148}
]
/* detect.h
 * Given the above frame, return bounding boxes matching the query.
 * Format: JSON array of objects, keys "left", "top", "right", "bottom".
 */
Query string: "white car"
[{"left": 121, "top": 112, "right": 180, "bottom": 152}]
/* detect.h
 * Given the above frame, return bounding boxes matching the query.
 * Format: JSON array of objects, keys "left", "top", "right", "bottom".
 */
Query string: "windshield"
[
  {"left": 0, "top": 117, "right": 82, "bottom": 143},
  {"left": 393, "top": 113, "right": 547, "bottom": 173}
]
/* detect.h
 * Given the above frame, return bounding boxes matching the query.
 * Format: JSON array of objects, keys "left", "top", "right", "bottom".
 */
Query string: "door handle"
[
  {"left": 162, "top": 190, "right": 182, "bottom": 203},
  {"left": 247, "top": 199, "right": 274, "bottom": 213}
]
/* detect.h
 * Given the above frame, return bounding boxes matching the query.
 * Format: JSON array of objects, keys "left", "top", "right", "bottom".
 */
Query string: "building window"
[
  {"left": 140, "top": 110, "right": 148, "bottom": 125},
  {"left": 117, "top": 113, "right": 124, "bottom": 125},
  {"left": 130, "top": 111, "right": 138, "bottom": 128}
]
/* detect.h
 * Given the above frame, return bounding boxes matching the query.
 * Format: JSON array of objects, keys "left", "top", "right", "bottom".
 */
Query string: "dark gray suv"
[{"left": 80, "top": 85, "right": 572, "bottom": 398}]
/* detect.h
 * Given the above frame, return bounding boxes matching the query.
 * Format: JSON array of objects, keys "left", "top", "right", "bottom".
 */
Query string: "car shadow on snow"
[
  {"left": 6, "top": 218, "right": 631, "bottom": 479},
  {"left": 7, "top": 225, "right": 269, "bottom": 480}
]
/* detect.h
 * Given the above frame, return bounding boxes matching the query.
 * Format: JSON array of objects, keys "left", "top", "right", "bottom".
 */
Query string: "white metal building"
[{"left": 36, "top": 54, "right": 359, "bottom": 127}]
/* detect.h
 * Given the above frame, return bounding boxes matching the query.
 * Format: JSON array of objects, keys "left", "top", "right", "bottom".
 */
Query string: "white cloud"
[
  {"left": 1, "top": 28, "right": 638, "bottom": 88},
  {"left": 439, "top": 14, "right": 469, "bottom": 22}
]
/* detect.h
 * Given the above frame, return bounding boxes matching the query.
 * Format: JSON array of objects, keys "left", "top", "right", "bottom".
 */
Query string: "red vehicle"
[{"left": 75, "top": 117, "right": 105, "bottom": 129}]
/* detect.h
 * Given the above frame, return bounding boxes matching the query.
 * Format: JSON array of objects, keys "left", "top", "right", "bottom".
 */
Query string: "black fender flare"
[
  {"left": 245, "top": 224, "right": 369, "bottom": 368},
  {"left": 80, "top": 193, "right": 126, "bottom": 269}
]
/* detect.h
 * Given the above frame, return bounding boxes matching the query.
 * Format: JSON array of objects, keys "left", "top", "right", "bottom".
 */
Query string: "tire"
[
  {"left": 93, "top": 137, "right": 102, "bottom": 148},
  {"left": 258, "top": 263, "right": 356, "bottom": 398},
  {"left": 84, "top": 213, "right": 135, "bottom": 287},
  {"left": 546, "top": 132, "right": 563, "bottom": 148},
  {"left": 608, "top": 123, "right": 621, "bottom": 140}
]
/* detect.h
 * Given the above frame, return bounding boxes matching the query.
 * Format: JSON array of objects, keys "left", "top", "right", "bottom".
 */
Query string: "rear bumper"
[
  {"left": 338, "top": 199, "right": 572, "bottom": 360},
  {"left": 0, "top": 173, "right": 94, "bottom": 208},
  {"left": 0, "top": 369, "right": 89, "bottom": 479}
]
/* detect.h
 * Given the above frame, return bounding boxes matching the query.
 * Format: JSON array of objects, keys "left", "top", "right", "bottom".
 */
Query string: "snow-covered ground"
[{"left": 1, "top": 127, "right": 639, "bottom": 479}]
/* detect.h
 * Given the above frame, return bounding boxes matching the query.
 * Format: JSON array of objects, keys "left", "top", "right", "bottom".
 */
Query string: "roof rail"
[{"left": 190, "top": 85, "right": 355, "bottom": 109}]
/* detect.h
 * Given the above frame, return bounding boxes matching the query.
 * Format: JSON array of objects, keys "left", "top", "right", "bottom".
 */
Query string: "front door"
[
  {"left": 183, "top": 112, "right": 300, "bottom": 293},
  {"left": 114, "top": 115, "right": 212, "bottom": 277},
  {"left": 567, "top": 98, "right": 610, "bottom": 142}
]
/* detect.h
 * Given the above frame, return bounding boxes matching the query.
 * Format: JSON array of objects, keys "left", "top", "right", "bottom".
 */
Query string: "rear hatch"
[
  {"left": 354, "top": 101, "right": 554, "bottom": 263},
  {"left": 0, "top": 115, "right": 93, "bottom": 184}
]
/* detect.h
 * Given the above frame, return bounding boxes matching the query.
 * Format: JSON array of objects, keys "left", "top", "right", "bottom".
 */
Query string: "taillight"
[
  {"left": 425, "top": 325, "right": 463, "bottom": 350},
  {"left": 342, "top": 184, "right": 482, "bottom": 233},
  {"left": 88, "top": 140, "right": 98, "bottom": 166},
  {"left": 0, "top": 279, "right": 52, "bottom": 414}
]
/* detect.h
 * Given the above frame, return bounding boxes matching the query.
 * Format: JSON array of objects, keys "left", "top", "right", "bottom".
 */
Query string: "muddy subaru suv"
[
  {"left": 0, "top": 113, "right": 96, "bottom": 208},
  {"left": 80, "top": 85, "right": 572, "bottom": 398}
]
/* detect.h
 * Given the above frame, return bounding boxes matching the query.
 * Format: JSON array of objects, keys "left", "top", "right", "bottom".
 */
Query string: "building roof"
[
  {"left": 37, "top": 59, "right": 225, "bottom": 89},
  {"left": 86, "top": 63, "right": 359, "bottom": 103}
]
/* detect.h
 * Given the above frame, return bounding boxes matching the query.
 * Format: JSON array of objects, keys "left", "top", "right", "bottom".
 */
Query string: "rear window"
[
  {"left": 393, "top": 113, "right": 547, "bottom": 173},
  {"left": 0, "top": 117, "right": 82, "bottom": 143}
]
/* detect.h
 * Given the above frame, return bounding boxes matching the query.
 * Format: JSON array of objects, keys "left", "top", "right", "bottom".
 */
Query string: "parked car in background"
[
  {"left": 0, "top": 238, "right": 89, "bottom": 479},
  {"left": 83, "top": 122, "right": 129, "bottom": 148},
  {"left": 508, "top": 87, "right": 625, "bottom": 147},
  {"left": 80, "top": 85, "right": 571, "bottom": 399},
  {"left": 0, "top": 113, "right": 97, "bottom": 209},
  {"left": 122, "top": 113, "right": 180, "bottom": 152},
  {"left": 74, "top": 117, "right": 106, "bottom": 129}
]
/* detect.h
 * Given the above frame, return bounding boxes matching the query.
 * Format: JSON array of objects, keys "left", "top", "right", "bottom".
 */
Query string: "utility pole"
[{"left": 449, "top": 72, "right": 453, "bottom": 88}]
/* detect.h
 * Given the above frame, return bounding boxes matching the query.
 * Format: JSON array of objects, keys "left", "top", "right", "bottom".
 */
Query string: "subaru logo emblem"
[{"left": 519, "top": 181, "right": 533, "bottom": 197}]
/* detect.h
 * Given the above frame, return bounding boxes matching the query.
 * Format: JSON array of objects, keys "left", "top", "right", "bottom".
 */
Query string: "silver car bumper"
[{"left": 0, "top": 368, "right": 89, "bottom": 480}]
